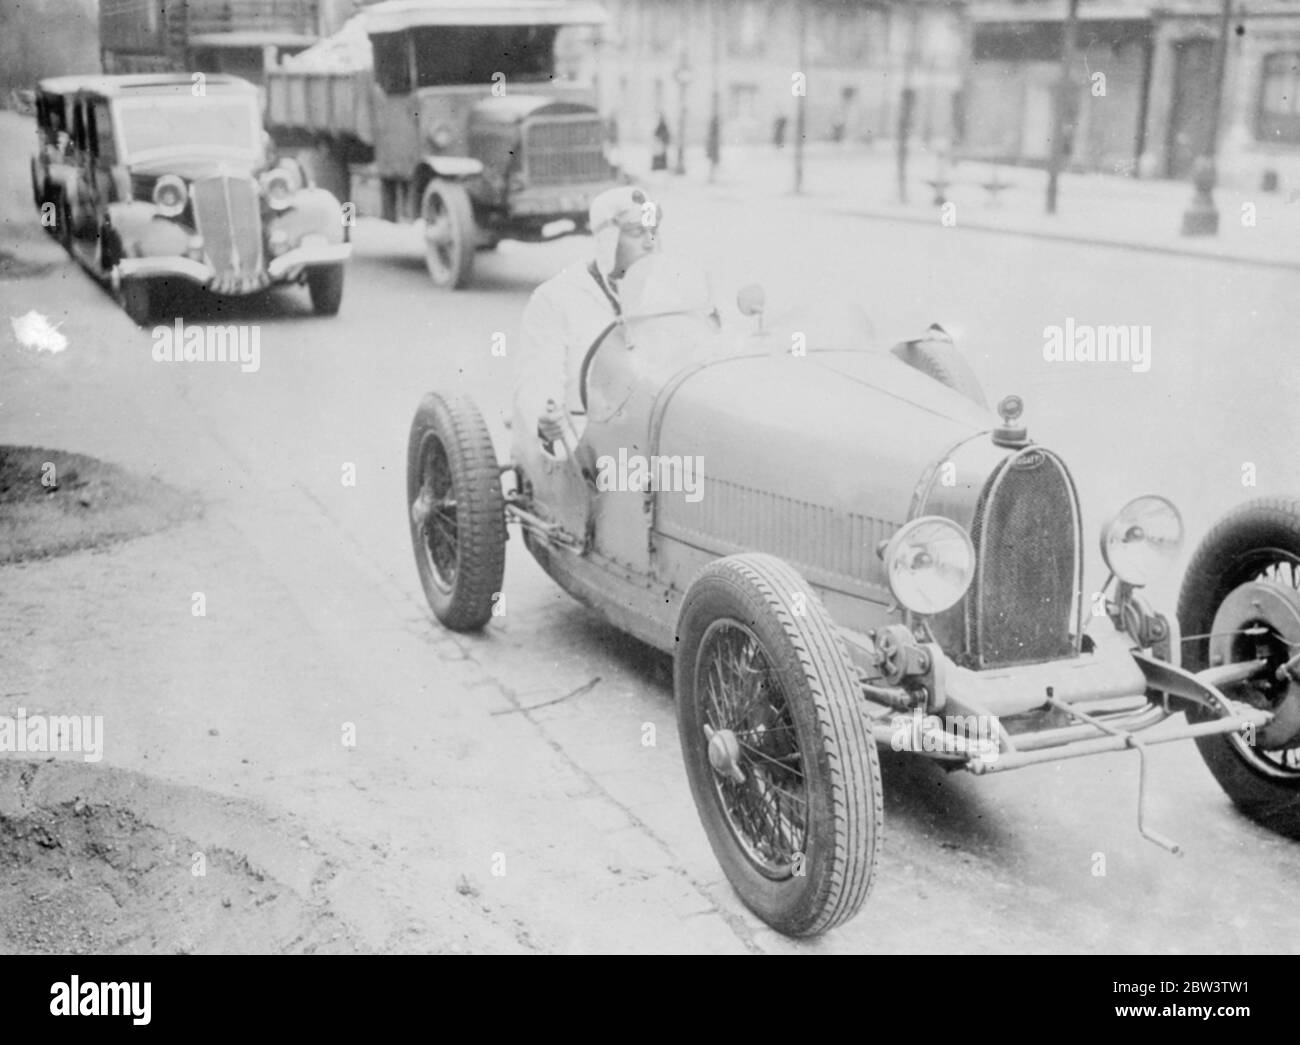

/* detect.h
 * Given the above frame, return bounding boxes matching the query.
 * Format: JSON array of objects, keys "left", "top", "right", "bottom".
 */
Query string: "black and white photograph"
[{"left": 0, "top": 0, "right": 1297, "bottom": 970}]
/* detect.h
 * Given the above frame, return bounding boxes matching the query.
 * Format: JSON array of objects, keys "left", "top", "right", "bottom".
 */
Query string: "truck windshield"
[{"left": 115, "top": 96, "right": 260, "bottom": 158}]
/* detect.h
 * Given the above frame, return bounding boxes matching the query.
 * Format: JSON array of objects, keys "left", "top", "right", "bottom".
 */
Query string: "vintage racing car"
[
  {"left": 31, "top": 74, "right": 351, "bottom": 324},
  {"left": 405, "top": 256, "right": 1287, "bottom": 937}
]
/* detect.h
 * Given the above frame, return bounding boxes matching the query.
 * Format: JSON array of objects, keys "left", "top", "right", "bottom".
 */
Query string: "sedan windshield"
[{"left": 115, "top": 96, "right": 259, "bottom": 158}]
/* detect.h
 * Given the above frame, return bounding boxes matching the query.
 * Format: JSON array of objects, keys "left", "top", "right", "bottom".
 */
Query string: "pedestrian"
[
  {"left": 772, "top": 114, "right": 787, "bottom": 150},
  {"left": 652, "top": 115, "right": 670, "bottom": 171}
]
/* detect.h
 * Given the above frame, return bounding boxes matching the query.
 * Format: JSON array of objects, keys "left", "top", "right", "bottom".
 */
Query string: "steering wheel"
[{"left": 578, "top": 320, "right": 619, "bottom": 412}]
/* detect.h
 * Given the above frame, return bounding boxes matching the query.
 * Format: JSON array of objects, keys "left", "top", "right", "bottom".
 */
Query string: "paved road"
[{"left": 3, "top": 111, "right": 1299, "bottom": 952}]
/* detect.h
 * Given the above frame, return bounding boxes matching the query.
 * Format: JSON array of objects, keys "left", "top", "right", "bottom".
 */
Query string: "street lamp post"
[
  {"left": 896, "top": 0, "right": 921, "bottom": 204},
  {"left": 1181, "top": 0, "right": 1234, "bottom": 235},
  {"left": 675, "top": 49, "right": 691, "bottom": 176},
  {"left": 1046, "top": 0, "right": 1081, "bottom": 214},
  {"left": 794, "top": 0, "right": 807, "bottom": 193},
  {"left": 708, "top": 0, "right": 721, "bottom": 182}
]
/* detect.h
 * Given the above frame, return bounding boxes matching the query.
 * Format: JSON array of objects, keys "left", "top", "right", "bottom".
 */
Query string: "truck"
[
  {"left": 263, "top": 0, "right": 625, "bottom": 288},
  {"left": 98, "top": 0, "right": 332, "bottom": 82}
]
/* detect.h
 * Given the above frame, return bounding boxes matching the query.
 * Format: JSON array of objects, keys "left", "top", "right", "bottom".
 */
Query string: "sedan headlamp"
[
  {"left": 1100, "top": 495, "right": 1183, "bottom": 587},
  {"left": 262, "top": 168, "right": 296, "bottom": 211},
  {"left": 152, "top": 174, "right": 188, "bottom": 218},
  {"left": 883, "top": 516, "right": 975, "bottom": 615}
]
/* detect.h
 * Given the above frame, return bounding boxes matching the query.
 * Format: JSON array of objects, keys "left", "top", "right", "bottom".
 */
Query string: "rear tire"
[
  {"left": 407, "top": 392, "right": 506, "bottom": 631},
  {"left": 1178, "top": 496, "right": 1300, "bottom": 837},
  {"left": 307, "top": 264, "right": 345, "bottom": 315},
  {"left": 675, "top": 553, "right": 881, "bottom": 936}
]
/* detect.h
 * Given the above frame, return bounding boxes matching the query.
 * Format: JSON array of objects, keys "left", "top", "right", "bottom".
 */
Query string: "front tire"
[
  {"left": 421, "top": 180, "right": 475, "bottom": 289},
  {"left": 1178, "top": 496, "right": 1300, "bottom": 836},
  {"left": 407, "top": 392, "right": 506, "bottom": 631},
  {"left": 307, "top": 264, "right": 345, "bottom": 315},
  {"left": 675, "top": 554, "right": 882, "bottom": 937}
]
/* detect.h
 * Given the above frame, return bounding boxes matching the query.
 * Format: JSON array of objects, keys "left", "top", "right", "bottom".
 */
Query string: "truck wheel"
[
  {"left": 119, "top": 280, "right": 153, "bottom": 326},
  {"left": 30, "top": 159, "right": 43, "bottom": 212},
  {"left": 1178, "top": 496, "right": 1300, "bottom": 837},
  {"left": 892, "top": 337, "right": 987, "bottom": 410},
  {"left": 421, "top": 181, "right": 475, "bottom": 289},
  {"left": 407, "top": 392, "right": 506, "bottom": 631},
  {"left": 54, "top": 190, "right": 73, "bottom": 252},
  {"left": 675, "top": 554, "right": 882, "bottom": 937},
  {"left": 307, "top": 264, "right": 345, "bottom": 315}
]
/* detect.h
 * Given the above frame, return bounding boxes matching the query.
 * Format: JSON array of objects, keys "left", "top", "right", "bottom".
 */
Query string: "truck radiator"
[{"left": 522, "top": 116, "right": 609, "bottom": 186}]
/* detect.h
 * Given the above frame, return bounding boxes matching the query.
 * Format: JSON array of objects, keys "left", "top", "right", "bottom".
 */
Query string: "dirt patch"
[
  {"left": 0, "top": 446, "right": 201, "bottom": 563},
  {"left": 0, "top": 761, "right": 360, "bottom": 954}
]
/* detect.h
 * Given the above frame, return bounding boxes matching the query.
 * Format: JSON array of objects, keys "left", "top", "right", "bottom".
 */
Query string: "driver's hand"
[{"left": 538, "top": 401, "right": 567, "bottom": 445}]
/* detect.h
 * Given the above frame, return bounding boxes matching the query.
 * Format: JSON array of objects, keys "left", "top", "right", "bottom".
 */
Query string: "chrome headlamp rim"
[
  {"left": 1099, "top": 494, "right": 1184, "bottom": 587},
  {"left": 884, "top": 514, "right": 976, "bottom": 615},
  {"left": 152, "top": 174, "right": 188, "bottom": 218}
]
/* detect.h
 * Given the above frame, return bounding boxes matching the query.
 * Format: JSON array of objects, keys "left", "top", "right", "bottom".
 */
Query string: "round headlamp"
[
  {"left": 1100, "top": 495, "right": 1183, "bottom": 587},
  {"left": 262, "top": 168, "right": 295, "bottom": 211},
  {"left": 883, "top": 516, "right": 975, "bottom": 615},
  {"left": 431, "top": 124, "right": 454, "bottom": 150},
  {"left": 152, "top": 174, "right": 187, "bottom": 218}
]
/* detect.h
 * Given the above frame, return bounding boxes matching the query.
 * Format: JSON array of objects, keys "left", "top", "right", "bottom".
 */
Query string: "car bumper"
[
  {"left": 113, "top": 243, "right": 351, "bottom": 292},
  {"left": 508, "top": 180, "right": 623, "bottom": 220}
]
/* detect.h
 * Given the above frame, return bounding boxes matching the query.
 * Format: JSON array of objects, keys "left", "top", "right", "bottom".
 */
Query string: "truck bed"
[{"left": 264, "top": 67, "right": 375, "bottom": 146}]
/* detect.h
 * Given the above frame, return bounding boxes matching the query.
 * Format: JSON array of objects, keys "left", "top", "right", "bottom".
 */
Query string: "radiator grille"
[
  {"left": 970, "top": 450, "right": 1079, "bottom": 667},
  {"left": 523, "top": 117, "right": 609, "bottom": 186},
  {"left": 192, "top": 175, "right": 263, "bottom": 289}
]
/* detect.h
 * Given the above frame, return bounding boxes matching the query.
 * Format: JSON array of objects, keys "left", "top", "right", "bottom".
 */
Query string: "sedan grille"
[
  {"left": 969, "top": 448, "right": 1081, "bottom": 668},
  {"left": 523, "top": 116, "right": 609, "bottom": 186},
  {"left": 191, "top": 175, "right": 266, "bottom": 293}
]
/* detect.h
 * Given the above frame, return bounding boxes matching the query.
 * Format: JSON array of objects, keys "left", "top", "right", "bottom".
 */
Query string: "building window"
[
  {"left": 1258, "top": 52, "right": 1300, "bottom": 144},
  {"left": 647, "top": 0, "right": 682, "bottom": 54},
  {"left": 729, "top": 83, "right": 759, "bottom": 121},
  {"left": 809, "top": 1, "right": 878, "bottom": 66},
  {"left": 728, "top": 1, "right": 766, "bottom": 59}
]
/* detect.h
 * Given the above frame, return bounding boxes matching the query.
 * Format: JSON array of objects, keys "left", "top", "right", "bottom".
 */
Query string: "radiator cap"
[{"left": 992, "top": 394, "right": 1029, "bottom": 448}]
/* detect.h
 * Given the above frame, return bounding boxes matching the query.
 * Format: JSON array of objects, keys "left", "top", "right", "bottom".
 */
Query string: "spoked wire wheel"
[
  {"left": 406, "top": 392, "right": 505, "bottom": 631},
  {"left": 1178, "top": 497, "right": 1300, "bottom": 834},
  {"left": 1216, "top": 553, "right": 1300, "bottom": 778},
  {"left": 698, "top": 620, "right": 809, "bottom": 877},
  {"left": 676, "top": 554, "right": 881, "bottom": 936},
  {"left": 414, "top": 437, "right": 458, "bottom": 592}
]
